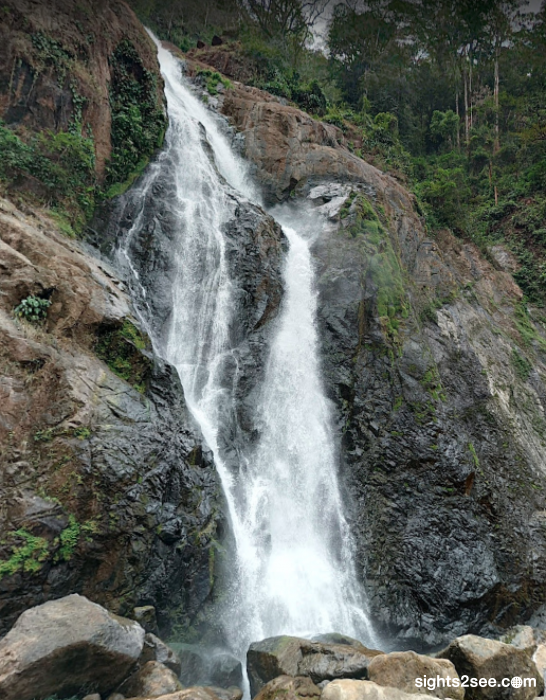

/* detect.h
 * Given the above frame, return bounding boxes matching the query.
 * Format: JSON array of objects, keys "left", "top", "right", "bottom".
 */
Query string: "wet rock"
[
  {"left": 199, "top": 67, "right": 546, "bottom": 644},
  {"left": 83, "top": 695, "right": 102, "bottom": 700},
  {"left": 208, "top": 652, "right": 244, "bottom": 688},
  {"left": 0, "top": 594, "right": 144, "bottom": 700},
  {"left": 141, "top": 634, "right": 182, "bottom": 675},
  {"left": 119, "top": 661, "right": 182, "bottom": 697},
  {"left": 247, "top": 636, "right": 383, "bottom": 696},
  {"left": 173, "top": 645, "right": 208, "bottom": 686},
  {"left": 108, "top": 695, "right": 126, "bottom": 700},
  {"left": 438, "top": 634, "right": 543, "bottom": 700},
  {"left": 367, "top": 651, "right": 462, "bottom": 700},
  {"left": 321, "top": 680, "right": 435, "bottom": 700},
  {"left": 254, "top": 675, "right": 321, "bottom": 700},
  {"left": 134, "top": 606, "right": 159, "bottom": 635}
]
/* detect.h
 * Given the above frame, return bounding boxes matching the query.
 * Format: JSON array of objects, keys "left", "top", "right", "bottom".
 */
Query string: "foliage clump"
[
  {"left": 0, "top": 123, "right": 96, "bottom": 227},
  {"left": 106, "top": 40, "right": 166, "bottom": 195},
  {"left": 13, "top": 295, "right": 52, "bottom": 324},
  {"left": 94, "top": 319, "right": 151, "bottom": 393},
  {"left": 196, "top": 68, "right": 232, "bottom": 95}
]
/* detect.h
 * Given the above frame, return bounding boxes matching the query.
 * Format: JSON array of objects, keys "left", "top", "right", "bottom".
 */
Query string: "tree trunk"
[
  {"left": 455, "top": 88, "right": 461, "bottom": 151},
  {"left": 469, "top": 56, "right": 473, "bottom": 130},
  {"left": 464, "top": 68, "right": 469, "bottom": 145},
  {"left": 494, "top": 51, "right": 500, "bottom": 153}
]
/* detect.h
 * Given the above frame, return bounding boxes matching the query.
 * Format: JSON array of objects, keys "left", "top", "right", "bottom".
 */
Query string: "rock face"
[
  {"left": 0, "top": 197, "right": 223, "bottom": 636},
  {"left": 247, "top": 636, "right": 383, "bottom": 696},
  {"left": 367, "top": 651, "right": 462, "bottom": 700},
  {"left": 439, "top": 634, "right": 543, "bottom": 700},
  {"left": 0, "top": 0, "right": 163, "bottom": 176},
  {"left": 184, "top": 65, "right": 546, "bottom": 645},
  {"left": 321, "top": 680, "right": 435, "bottom": 700},
  {"left": 254, "top": 675, "right": 321, "bottom": 700},
  {"left": 0, "top": 594, "right": 145, "bottom": 700}
]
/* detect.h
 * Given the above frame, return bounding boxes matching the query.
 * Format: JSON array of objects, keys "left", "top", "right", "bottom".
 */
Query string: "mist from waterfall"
[{"left": 121, "top": 33, "right": 375, "bottom": 670}]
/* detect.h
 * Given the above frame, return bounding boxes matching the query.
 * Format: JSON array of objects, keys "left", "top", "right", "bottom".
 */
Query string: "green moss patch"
[
  {"left": 347, "top": 195, "right": 409, "bottom": 347},
  {"left": 196, "top": 68, "right": 232, "bottom": 96},
  {"left": 94, "top": 319, "right": 152, "bottom": 393}
]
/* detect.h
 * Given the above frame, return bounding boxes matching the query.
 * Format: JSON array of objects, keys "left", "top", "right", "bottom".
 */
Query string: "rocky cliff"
[
  {"left": 183, "top": 62, "right": 546, "bottom": 647},
  {"left": 0, "top": 194, "right": 225, "bottom": 637},
  {"left": 0, "top": 2, "right": 218, "bottom": 639},
  {"left": 0, "top": 0, "right": 163, "bottom": 177},
  {"left": 2, "top": 3, "right": 546, "bottom": 653}
]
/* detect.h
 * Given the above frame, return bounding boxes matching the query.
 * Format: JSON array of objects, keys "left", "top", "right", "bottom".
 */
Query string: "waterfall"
[{"left": 120, "top": 34, "right": 375, "bottom": 673}]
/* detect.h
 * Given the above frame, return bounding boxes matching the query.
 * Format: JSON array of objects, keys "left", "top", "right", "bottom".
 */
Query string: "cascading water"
[{"left": 120, "top": 34, "right": 375, "bottom": 673}]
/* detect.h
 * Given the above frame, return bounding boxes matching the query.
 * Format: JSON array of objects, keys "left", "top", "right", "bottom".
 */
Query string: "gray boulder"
[
  {"left": 247, "top": 636, "right": 383, "bottom": 696},
  {"left": 438, "top": 634, "right": 543, "bottom": 700},
  {"left": 118, "top": 660, "right": 182, "bottom": 697},
  {"left": 134, "top": 606, "right": 159, "bottom": 635},
  {"left": 141, "top": 633, "right": 182, "bottom": 675},
  {"left": 0, "top": 594, "right": 145, "bottom": 700}
]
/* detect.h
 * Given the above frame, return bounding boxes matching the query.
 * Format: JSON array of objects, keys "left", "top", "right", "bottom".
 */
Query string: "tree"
[{"left": 244, "top": 0, "right": 327, "bottom": 41}]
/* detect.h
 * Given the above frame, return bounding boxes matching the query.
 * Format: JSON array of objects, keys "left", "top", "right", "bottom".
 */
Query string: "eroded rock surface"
[
  {"left": 0, "top": 0, "right": 163, "bottom": 176},
  {"left": 0, "top": 199, "right": 222, "bottom": 636}
]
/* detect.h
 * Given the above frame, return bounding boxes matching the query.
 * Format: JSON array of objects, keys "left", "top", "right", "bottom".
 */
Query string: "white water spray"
[{"left": 123, "top": 35, "right": 375, "bottom": 664}]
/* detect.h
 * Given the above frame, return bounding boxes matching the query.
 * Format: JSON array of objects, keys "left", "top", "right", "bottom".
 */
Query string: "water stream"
[{"left": 120, "top": 34, "right": 375, "bottom": 678}]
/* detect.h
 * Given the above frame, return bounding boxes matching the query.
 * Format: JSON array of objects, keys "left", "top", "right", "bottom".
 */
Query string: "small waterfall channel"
[{"left": 119, "top": 34, "right": 375, "bottom": 681}]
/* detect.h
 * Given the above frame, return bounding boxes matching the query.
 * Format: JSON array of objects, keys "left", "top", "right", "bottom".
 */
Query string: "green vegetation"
[
  {"left": 0, "top": 22, "right": 166, "bottom": 231},
  {"left": 469, "top": 442, "right": 480, "bottom": 469},
  {"left": 511, "top": 348, "right": 533, "bottom": 381},
  {"left": 0, "top": 529, "right": 50, "bottom": 578},
  {"left": 55, "top": 515, "right": 80, "bottom": 562},
  {"left": 13, "top": 294, "right": 51, "bottom": 324},
  {"left": 0, "top": 513, "right": 99, "bottom": 580},
  {"left": 196, "top": 68, "right": 232, "bottom": 96},
  {"left": 94, "top": 319, "right": 151, "bottom": 392},
  {"left": 0, "top": 123, "right": 96, "bottom": 228},
  {"left": 347, "top": 195, "right": 409, "bottom": 347},
  {"left": 106, "top": 40, "right": 166, "bottom": 193}
]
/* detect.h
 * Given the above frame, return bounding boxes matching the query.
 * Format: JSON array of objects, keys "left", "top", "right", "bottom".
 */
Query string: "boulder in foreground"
[
  {"left": 247, "top": 635, "right": 383, "bottom": 696},
  {"left": 438, "top": 634, "right": 543, "bottom": 700},
  {"left": 119, "top": 660, "right": 182, "bottom": 697},
  {"left": 254, "top": 675, "right": 321, "bottom": 700},
  {"left": 0, "top": 594, "right": 145, "bottom": 700},
  {"left": 321, "top": 679, "right": 438, "bottom": 700},
  {"left": 367, "top": 650, "right": 463, "bottom": 700}
]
